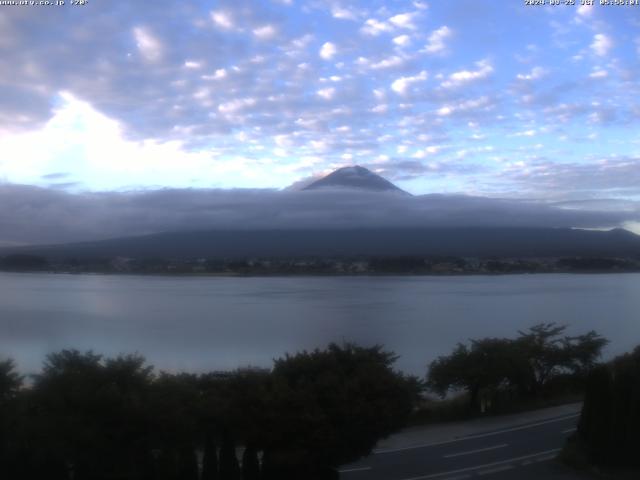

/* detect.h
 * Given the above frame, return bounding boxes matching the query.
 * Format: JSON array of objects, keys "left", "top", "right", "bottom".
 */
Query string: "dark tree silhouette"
[
  {"left": 427, "top": 324, "right": 608, "bottom": 411},
  {"left": 0, "top": 359, "right": 24, "bottom": 479},
  {"left": 0, "top": 359, "right": 22, "bottom": 404},
  {"left": 261, "top": 343, "right": 421, "bottom": 476},
  {"left": 201, "top": 434, "right": 219, "bottom": 480},
  {"left": 578, "top": 365, "right": 614, "bottom": 465},
  {"left": 516, "top": 323, "right": 608, "bottom": 396},
  {"left": 241, "top": 444, "right": 260, "bottom": 480},
  {"left": 0, "top": 344, "right": 422, "bottom": 479},
  {"left": 177, "top": 445, "right": 199, "bottom": 480},
  {"left": 218, "top": 431, "right": 240, "bottom": 480},
  {"left": 427, "top": 338, "right": 524, "bottom": 409},
  {"left": 575, "top": 346, "right": 640, "bottom": 468}
]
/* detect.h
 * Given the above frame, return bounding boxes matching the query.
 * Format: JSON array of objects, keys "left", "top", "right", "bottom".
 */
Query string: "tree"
[
  {"left": 201, "top": 434, "right": 219, "bottom": 480},
  {"left": 578, "top": 365, "right": 614, "bottom": 465},
  {"left": 515, "top": 323, "right": 568, "bottom": 395},
  {"left": 261, "top": 343, "right": 421, "bottom": 476},
  {"left": 147, "top": 372, "right": 200, "bottom": 454},
  {"left": 516, "top": 323, "right": 607, "bottom": 395},
  {"left": 577, "top": 346, "right": 640, "bottom": 468},
  {"left": 26, "top": 350, "right": 159, "bottom": 479},
  {"left": 241, "top": 444, "right": 260, "bottom": 480},
  {"left": 0, "top": 359, "right": 22, "bottom": 404},
  {"left": 0, "top": 359, "right": 23, "bottom": 478},
  {"left": 561, "top": 330, "right": 609, "bottom": 376},
  {"left": 30, "top": 350, "right": 106, "bottom": 479},
  {"left": 3, "top": 343, "right": 422, "bottom": 478},
  {"left": 427, "top": 338, "right": 524, "bottom": 410},
  {"left": 427, "top": 324, "right": 609, "bottom": 411},
  {"left": 610, "top": 347, "right": 640, "bottom": 466},
  {"left": 176, "top": 445, "right": 199, "bottom": 480},
  {"left": 100, "top": 354, "right": 155, "bottom": 478},
  {"left": 218, "top": 431, "right": 240, "bottom": 480}
]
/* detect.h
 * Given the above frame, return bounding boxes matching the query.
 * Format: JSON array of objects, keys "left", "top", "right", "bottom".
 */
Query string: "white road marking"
[
  {"left": 375, "top": 413, "right": 579, "bottom": 454},
  {"left": 478, "top": 465, "right": 514, "bottom": 475},
  {"left": 397, "top": 448, "right": 562, "bottom": 480},
  {"left": 533, "top": 453, "right": 558, "bottom": 463},
  {"left": 562, "top": 427, "right": 577, "bottom": 434},
  {"left": 443, "top": 443, "right": 508, "bottom": 459},
  {"left": 338, "top": 466, "right": 372, "bottom": 473}
]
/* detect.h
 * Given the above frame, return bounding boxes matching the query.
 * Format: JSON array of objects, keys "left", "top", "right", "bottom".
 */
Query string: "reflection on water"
[{"left": 1, "top": 272, "right": 639, "bottom": 375}]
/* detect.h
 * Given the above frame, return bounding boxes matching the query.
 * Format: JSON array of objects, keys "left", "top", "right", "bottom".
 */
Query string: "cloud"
[
  {"left": 393, "top": 34, "right": 411, "bottom": 47},
  {"left": 516, "top": 66, "right": 547, "bottom": 81},
  {"left": 388, "top": 12, "right": 417, "bottom": 30},
  {"left": 512, "top": 129, "right": 537, "bottom": 137},
  {"left": 317, "top": 87, "right": 336, "bottom": 100},
  {"left": 436, "top": 96, "right": 492, "bottom": 117},
  {"left": 576, "top": 4, "right": 594, "bottom": 17},
  {"left": 360, "top": 12, "right": 419, "bottom": 36},
  {"left": 0, "top": 183, "right": 638, "bottom": 246},
  {"left": 441, "top": 60, "right": 493, "bottom": 88},
  {"left": 496, "top": 156, "right": 640, "bottom": 199},
  {"left": 391, "top": 70, "right": 428, "bottom": 95},
  {"left": 133, "top": 27, "right": 163, "bottom": 62},
  {"left": 319, "top": 41, "right": 337, "bottom": 60},
  {"left": 589, "top": 69, "right": 608, "bottom": 79},
  {"left": 369, "top": 56, "right": 405, "bottom": 70},
  {"left": 423, "top": 26, "right": 452, "bottom": 54},
  {"left": 591, "top": 33, "right": 613, "bottom": 57},
  {"left": 253, "top": 24, "right": 277, "bottom": 40},
  {"left": 0, "top": 92, "right": 276, "bottom": 190},
  {"left": 0, "top": 0, "right": 638, "bottom": 202},
  {"left": 360, "top": 18, "right": 394, "bottom": 36},
  {"left": 211, "top": 10, "right": 234, "bottom": 29},
  {"left": 331, "top": 6, "right": 359, "bottom": 20}
]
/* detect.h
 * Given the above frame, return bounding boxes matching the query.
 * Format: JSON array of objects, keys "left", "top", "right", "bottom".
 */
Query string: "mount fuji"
[{"left": 302, "top": 166, "right": 408, "bottom": 194}]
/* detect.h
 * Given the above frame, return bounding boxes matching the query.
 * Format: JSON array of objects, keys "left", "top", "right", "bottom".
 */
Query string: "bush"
[
  {"left": 574, "top": 346, "right": 640, "bottom": 468},
  {"left": 0, "top": 343, "right": 421, "bottom": 479}
]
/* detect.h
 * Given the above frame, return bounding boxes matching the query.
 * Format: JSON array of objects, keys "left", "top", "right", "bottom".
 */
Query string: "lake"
[{"left": 1, "top": 272, "right": 639, "bottom": 376}]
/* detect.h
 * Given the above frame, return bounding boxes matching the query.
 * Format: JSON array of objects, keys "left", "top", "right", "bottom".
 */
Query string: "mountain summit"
[{"left": 302, "top": 166, "right": 408, "bottom": 194}]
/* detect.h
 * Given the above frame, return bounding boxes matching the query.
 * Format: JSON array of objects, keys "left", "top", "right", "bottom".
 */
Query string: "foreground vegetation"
[
  {"left": 426, "top": 323, "right": 607, "bottom": 414},
  {"left": 0, "top": 324, "right": 614, "bottom": 479},
  {"left": 0, "top": 344, "right": 420, "bottom": 479},
  {"left": 562, "top": 346, "right": 640, "bottom": 474}
]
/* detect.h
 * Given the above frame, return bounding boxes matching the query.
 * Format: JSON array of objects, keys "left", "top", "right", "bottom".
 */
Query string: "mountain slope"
[
  {"left": 4, "top": 227, "right": 640, "bottom": 260},
  {"left": 302, "top": 166, "right": 408, "bottom": 194}
]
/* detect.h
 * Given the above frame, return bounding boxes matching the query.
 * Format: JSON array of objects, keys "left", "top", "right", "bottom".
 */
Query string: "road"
[{"left": 339, "top": 403, "right": 587, "bottom": 479}]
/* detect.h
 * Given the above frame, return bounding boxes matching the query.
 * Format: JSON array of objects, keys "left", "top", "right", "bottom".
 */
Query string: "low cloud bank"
[{"left": 1, "top": 183, "right": 639, "bottom": 246}]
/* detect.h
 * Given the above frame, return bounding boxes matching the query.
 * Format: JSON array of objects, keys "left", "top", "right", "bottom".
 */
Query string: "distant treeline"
[
  {"left": 0, "top": 344, "right": 420, "bottom": 480},
  {"left": 2, "top": 253, "right": 640, "bottom": 275},
  {"left": 0, "top": 254, "right": 49, "bottom": 270}
]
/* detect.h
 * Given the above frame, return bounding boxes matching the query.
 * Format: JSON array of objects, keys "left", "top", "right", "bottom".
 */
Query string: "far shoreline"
[{"left": 2, "top": 269, "right": 640, "bottom": 278}]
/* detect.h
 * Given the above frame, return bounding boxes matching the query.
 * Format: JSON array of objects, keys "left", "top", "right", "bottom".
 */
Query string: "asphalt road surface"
[{"left": 339, "top": 407, "right": 586, "bottom": 479}]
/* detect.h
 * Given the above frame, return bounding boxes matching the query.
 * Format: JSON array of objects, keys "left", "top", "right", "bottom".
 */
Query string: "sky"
[{"left": 1, "top": 0, "right": 640, "bottom": 244}]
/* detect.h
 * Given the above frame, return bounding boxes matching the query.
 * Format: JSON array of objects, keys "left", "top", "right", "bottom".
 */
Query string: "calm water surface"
[{"left": 1, "top": 272, "right": 639, "bottom": 375}]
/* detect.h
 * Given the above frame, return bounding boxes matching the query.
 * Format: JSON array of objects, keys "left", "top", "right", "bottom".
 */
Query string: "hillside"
[{"left": 3, "top": 227, "right": 640, "bottom": 261}]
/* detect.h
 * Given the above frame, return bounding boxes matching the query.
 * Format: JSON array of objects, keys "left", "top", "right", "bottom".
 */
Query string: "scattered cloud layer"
[{"left": 0, "top": 1, "right": 638, "bottom": 207}]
